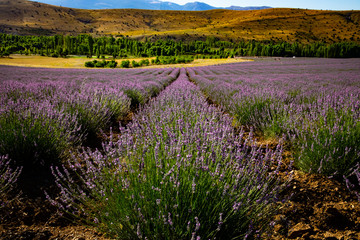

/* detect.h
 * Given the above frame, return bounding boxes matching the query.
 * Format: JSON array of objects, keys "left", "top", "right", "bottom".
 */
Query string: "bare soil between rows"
[{"left": 271, "top": 170, "right": 360, "bottom": 239}]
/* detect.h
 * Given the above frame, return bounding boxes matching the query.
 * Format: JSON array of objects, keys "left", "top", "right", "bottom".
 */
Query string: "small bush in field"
[
  {"left": 140, "top": 59, "right": 150, "bottom": 66},
  {"left": 121, "top": 60, "right": 130, "bottom": 68},
  {"left": 131, "top": 60, "right": 140, "bottom": 68},
  {"left": 85, "top": 61, "right": 95, "bottom": 67},
  {"left": 106, "top": 60, "right": 118, "bottom": 68},
  {"left": 85, "top": 60, "right": 118, "bottom": 68}
]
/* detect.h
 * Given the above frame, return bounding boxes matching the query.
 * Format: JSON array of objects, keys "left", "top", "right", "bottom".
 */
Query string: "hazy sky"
[{"left": 168, "top": 0, "right": 360, "bottom": 10}]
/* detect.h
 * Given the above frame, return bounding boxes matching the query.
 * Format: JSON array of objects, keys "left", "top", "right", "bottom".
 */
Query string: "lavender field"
[
  {"left": 1, "top": 58, "right": 360, "bottom": 239},
  {"left": 0, "top": 66, "right": 179, "bottom": 195},
  {"left": 189, "top": 58, "right": 360, "bottom": 179}
]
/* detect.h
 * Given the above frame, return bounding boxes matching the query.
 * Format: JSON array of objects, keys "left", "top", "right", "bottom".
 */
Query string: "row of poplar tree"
[{"left": 1, "top": 33, "right": 359, "bottom": 58}]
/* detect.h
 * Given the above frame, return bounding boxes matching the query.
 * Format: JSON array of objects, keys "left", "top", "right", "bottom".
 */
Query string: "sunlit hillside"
[{"left": 0, "top": 0, "right": 359, "bottom": 43}]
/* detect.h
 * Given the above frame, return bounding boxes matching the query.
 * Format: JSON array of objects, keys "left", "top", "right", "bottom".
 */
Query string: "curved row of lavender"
[
  {"left": 187, "top": 58, "right": 360, "bottom": 181},
  {"left": 0, "top": 66, "right": 179, "bottom": 195},
  {"left": 49, "top": 69, "right": 290, "bottom": 239}
]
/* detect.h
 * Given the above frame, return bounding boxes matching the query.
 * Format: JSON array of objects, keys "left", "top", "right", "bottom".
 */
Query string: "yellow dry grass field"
[
  {"left": 0, "top": 55, "right": 250, "bottom": 69},
  {"left": 0, "top": 55, "right": 89, "bottom": 68},
  {"left": 144, "top": 58, "right": 251, "bottom": 68}
]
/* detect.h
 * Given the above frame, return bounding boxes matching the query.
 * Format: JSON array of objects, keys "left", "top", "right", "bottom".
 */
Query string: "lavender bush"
[
  {"left": 290, "top": 94, "right": 360, "bottom": 176},
  {"left": 59, "top": 86, "right": 130, "bottom": 140},
  {"left": 49, "top": 69, "right": 289, "bottom": 239},
  {"left": 345, "top": 164, "right": 360, "bottom": 202},
  {"left": 0, "top": 155, "right": 22, "bottom": 208},
  {"left": 0, "top": 91, "right": 82, "bottom": 167}
]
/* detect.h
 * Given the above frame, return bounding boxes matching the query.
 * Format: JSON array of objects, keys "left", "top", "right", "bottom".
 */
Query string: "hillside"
[{"left": 0, "top": 0, "right": 359, "bottom": 43}]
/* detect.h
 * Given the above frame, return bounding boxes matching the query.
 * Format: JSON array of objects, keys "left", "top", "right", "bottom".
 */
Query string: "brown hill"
[{"left": 0, "top": 0, "right": 359, "bottom": 43}]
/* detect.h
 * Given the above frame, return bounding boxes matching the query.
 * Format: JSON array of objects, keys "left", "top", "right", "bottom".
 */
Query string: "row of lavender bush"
[
  {"left": 0, "top": 66, "right": 179, "bottom": 194},
  {"left": 49, "top": 69, "right": 290, "bottom": 239},
  {"left": 187, "top": 58, "right": 360, "bottom": 180}
]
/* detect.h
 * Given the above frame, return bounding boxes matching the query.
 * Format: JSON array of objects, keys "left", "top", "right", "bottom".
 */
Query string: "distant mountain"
[
  {"left": 28, "top": 0, "right": 271, "bottom": 11},
  {"left": 226, "top": 6, "right": 272, "bottom": 11},
  {"left": 181, "top": 2, "right": 215, "bottom": 11}
]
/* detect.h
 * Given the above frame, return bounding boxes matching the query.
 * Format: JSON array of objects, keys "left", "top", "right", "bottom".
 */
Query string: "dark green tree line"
[{"left": 1, "top": 33, "right": 359, "bottom": 58}]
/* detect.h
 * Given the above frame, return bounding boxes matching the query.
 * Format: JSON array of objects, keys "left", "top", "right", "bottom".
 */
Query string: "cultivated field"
[
  {"left": 0, "top": 58, "right": 360, "bottom": 239},
  {"left": 0, "top": 55, "right": 249, "bottom": 69}
]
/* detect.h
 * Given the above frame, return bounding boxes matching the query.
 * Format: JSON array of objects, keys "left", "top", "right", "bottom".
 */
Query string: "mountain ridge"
[{"left": 28, "top": 0, "right": 271, "bottom": 11}]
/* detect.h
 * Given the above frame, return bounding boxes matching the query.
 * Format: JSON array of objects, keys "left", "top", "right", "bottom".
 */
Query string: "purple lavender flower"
[{"left": 0, "top": 155, "right": 22, "bottom": 208}]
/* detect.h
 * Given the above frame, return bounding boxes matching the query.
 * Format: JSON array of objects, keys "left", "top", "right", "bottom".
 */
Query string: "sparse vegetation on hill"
[{"left": 0, "top": 0, "right": 359, "bottom": 44}]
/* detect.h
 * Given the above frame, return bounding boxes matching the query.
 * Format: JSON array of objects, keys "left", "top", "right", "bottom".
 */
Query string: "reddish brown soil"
[
  {"left": 270, "top": 170, "right": 360, "bottom": 240},
  {"left": 0, "top": 196, "right": 108, "bottom": 239}
]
